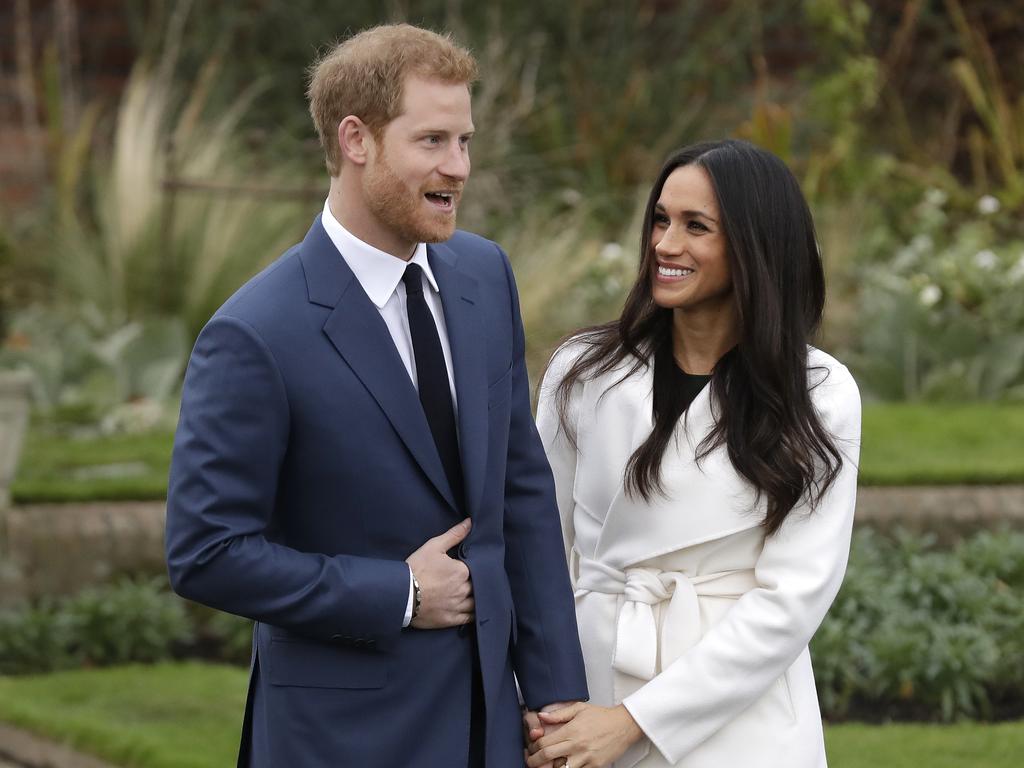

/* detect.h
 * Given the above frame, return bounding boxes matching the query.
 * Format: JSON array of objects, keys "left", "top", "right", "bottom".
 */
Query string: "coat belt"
[{"left": 575, "top": 556, "right": 757, "bottom": 683}]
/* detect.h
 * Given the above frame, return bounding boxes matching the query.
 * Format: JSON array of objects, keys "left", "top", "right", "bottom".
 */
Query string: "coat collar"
[{"left": 584, "top": 362, "right": 763, "bottom": 568}]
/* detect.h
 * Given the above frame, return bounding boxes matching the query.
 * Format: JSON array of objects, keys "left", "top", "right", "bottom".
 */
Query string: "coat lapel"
[
  {"left": 588, "top": 364, "right": 763, "bottom": 568},
  {"left": 428, "top": 244, "right": 488, "bottom": 517},
  {"left": 299, "top": 216, "right": 458, "bottom": 512}
]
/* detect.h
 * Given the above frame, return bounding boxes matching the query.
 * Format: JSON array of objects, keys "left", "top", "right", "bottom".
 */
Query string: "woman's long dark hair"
[{"left": 549, "top": 139, "right": 842, "bottom": 535}]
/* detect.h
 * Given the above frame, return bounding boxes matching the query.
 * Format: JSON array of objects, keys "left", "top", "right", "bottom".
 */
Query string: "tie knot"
[{"left": 402, "top": 263, "right": 424, "bottom": 296}]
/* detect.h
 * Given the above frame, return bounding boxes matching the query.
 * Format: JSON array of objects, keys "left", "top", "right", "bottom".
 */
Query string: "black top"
[
  {"left": 652, "top": 343, "right": 712, "bottom": 417},
  {"left": 673, "top": 364, "right": 712, "bottom": 412}
]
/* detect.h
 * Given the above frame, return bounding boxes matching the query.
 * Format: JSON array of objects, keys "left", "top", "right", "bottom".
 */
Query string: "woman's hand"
[{"left": 525, "top": 702, "right": 644, "bottom": 768}]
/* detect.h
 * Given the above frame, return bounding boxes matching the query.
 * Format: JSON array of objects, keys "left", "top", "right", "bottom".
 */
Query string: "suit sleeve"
[
  {"left": 165, "top": 314, "right": 409, "bottom": 642},
  {"left": 535, "top": 342, "right": 585, "bottom": 580},
  {"left": 495, "top": 247, "right": 590, "bottom": 709},
  {"left": 622, "top": 363, "right": 862, "bottom": 763}
]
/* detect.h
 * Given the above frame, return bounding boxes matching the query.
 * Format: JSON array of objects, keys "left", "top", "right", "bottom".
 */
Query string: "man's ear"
[{"left": 338, "top": 116, "right": 374, "bottom": 166}]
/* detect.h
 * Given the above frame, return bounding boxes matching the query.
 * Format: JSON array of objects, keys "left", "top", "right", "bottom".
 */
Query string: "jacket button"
[
  {"left": 330, "top": 634, "right": 343, "bottom": 642},
  {"left": 458, "top": 542, "right": 469, "bottom": 559}
]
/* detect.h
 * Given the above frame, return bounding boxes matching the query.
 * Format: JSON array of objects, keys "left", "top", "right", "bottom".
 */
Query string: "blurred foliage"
[
  {"left": 853, "top": 188, "right": 1024, "bottom": 400},
  {"left": 3, "top": 0, "right": 1024, "bottom": 411},
  {"left": 812, "top": 527, "right": 1024, "bottom": 722},
  {"left": 0, "top": 578, "right": 191, "bottom": 674},
  {"left": 0, "top": 305, "right": 187, "bottom": 423}
]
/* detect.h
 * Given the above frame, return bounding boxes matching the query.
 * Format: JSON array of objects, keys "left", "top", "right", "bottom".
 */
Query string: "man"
[{"left": 165, "top": 23, "right": 588, "bottom": 767}]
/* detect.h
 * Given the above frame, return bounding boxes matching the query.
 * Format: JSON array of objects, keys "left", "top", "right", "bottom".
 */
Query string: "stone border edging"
[
  {"left": 856, "top": 485, "right": 1024, "bottom": 527},
  {"left": 1, "top": 487, "right": 1023, "bottom": 603},
  {"left": 0, "top": 723, "right": 118, "bottom": 768}
]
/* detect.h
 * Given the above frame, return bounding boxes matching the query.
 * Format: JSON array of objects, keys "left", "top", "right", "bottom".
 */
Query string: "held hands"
[
  {"left": 525, "top": 702, "right": 644, "bottom": 768},
  {"left": 406, "top": 518, "right": 474, "bottom": 629}
]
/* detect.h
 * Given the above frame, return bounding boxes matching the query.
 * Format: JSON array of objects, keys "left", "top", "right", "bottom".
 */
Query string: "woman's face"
[{"left": 649, "top": 164, "right": 733, "bottom": 317}]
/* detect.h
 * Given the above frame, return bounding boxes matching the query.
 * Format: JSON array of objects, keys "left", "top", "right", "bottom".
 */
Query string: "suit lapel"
[
  {"left": 299, "top": 216, "right": 458, "bottom": 512},
  {"left": 428, "top": 244, "right": 488, "bottom": 517}
]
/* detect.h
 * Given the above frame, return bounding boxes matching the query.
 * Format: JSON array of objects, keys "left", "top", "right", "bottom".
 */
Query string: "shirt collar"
[{"left": 321, "top": 199, "right": 438, "bottom": 309}]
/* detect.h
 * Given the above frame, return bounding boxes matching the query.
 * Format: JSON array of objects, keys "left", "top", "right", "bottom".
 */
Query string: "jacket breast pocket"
[
  {"left": 268, "top": 638, "right": 388, "bottom": 689},
  {"left": 487, "top": 366, "right": 513, "bottom": 411}
]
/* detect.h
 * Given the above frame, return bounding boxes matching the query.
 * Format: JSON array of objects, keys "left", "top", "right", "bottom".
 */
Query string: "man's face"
[{"left": 362, "top": 75, "right": 474, "bottom": 255}]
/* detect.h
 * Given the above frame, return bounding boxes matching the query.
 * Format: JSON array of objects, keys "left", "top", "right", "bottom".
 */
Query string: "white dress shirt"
[{"left": 321, "top": 199, "right": 460, "bottom": 626}]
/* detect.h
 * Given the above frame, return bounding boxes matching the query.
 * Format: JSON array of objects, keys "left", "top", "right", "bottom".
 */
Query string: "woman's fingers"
[{"left": 538, "top": 702, "right": 585, "bottom": 724}]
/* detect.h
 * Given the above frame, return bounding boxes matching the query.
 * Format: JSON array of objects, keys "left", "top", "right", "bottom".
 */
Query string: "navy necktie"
[{"left": 402, "top": 263, "right": 463, "bottom": 507}]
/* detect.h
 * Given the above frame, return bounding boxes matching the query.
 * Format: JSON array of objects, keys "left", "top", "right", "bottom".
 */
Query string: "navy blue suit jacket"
[{"left": 166, "top": 216, "right": 588, "bottom": 766}]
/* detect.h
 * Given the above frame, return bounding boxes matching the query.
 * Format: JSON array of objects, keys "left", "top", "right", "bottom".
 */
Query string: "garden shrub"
[
  {"left": 0, "top": 601, "right": 77, "bottom": 674},
  {"left": 0, "top": 578, "right": 191, "bottom": 672},
  {"left": 64, "top": 577, "right": 193, "bottom": 665},
  {"left": 813, "top": 527, "right": 1024, "bottom": 721}
]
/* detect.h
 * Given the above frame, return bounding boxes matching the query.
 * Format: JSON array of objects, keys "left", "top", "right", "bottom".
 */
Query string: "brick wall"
[{"left": 0, "top": 0, "right": 134, "bottom": 211}]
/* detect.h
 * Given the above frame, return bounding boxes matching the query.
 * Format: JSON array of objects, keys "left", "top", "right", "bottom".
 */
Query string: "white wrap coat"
[{"left": 536, "top": 344, "right": 861, "bottom": 768}]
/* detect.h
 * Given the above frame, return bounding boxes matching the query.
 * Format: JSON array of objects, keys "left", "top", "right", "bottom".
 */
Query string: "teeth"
[{"left": 658, "top": 265, "right": 694, "bottom": 277}]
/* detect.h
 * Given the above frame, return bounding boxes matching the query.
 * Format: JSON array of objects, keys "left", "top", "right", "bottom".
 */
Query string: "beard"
[{"left": 362, "top": 153, "right": 460, "bottom": 246}]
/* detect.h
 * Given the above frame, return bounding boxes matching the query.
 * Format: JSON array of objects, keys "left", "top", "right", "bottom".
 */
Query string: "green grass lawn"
[
  {"left": 858, "top": 403, "right": 1024, "bottom": 485},
  {"left": 11, "top": 430, "right": 173, "bottom": 504},
  {"left": 9, "top": 403, "right": 1024, "bottom": 503},
  {"left": 0, "top": 663, "right": 1021, "bottom": 767},
  {"left": 0, "top": 663, "right": 247, "bottom": 768}
]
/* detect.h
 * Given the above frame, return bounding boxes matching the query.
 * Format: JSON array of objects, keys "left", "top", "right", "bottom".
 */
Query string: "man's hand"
[
  {"left": 524, "top": 701, "right": 580, "bottom": 768},
  {"left": 406, "top": 518, "right": 474, "bottom": 629}
]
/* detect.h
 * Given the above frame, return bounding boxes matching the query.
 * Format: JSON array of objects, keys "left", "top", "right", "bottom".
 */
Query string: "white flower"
[
  {"left": 924, "top": 188, "right": 948, "bottom": 207},
  {"left": 972, "top": 249, "right": 998, "bottom": 270},
  {"left": 910, "top": 234, "right": 934, "bottom": 254},
  {"left": 919, "top": 284, "right": 942, "bottom": 307},
  {"left": 599, "top": 242, "right": 624, "bottom": 263},
  {"left": 977, "top": 195, "right": 1001, "bottom": 215}
]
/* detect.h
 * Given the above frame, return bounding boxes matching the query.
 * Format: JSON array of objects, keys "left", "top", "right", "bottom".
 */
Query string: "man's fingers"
[
  {"left": 431, "top": 518, "right": 471, "bottom": 551},
  {"left": 454, "top": 597, "right": 475, "bottom": 613}
]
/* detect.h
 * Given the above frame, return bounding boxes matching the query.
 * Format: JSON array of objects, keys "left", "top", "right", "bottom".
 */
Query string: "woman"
[{"left": 526, "top": 140, "right": 861, "bottom": 768}]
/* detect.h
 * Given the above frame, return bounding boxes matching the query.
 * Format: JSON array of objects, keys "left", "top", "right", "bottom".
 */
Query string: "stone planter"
[{"left": 0, "top": 370, "right": 32, "bottom": 509}]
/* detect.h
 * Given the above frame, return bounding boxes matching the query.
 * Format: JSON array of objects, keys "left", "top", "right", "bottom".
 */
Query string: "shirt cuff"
[{"left": 402, "top": 566, "right": 414, "bottom": 627}]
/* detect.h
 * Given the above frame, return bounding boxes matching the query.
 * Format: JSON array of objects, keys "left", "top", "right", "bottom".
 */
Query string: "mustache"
[{"left": 423, "top": 183, "right": 464, "bottom": 195}]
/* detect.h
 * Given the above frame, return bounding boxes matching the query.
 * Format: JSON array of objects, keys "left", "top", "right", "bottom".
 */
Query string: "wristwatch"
[{"left": 411, "top": 572, "right": 422, "bottom": 620}]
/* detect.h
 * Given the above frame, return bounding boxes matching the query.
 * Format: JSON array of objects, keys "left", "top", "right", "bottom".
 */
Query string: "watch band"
[{"left": 411, "top": 572, "right": 422, "bottom": 620}]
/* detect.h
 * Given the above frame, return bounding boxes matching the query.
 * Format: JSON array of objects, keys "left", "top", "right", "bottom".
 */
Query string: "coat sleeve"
[
  {"left": 622, "top": 362, "right": 862, "bottom": 763},
  {"left": 165, "top": 314, "right": 410, "bottom": 643},
  {"left": 535, "top": 341, "right": 585, "bottom": 579},
  {"left": 495, "top": 246, "right": 590, "bottom": 710}
]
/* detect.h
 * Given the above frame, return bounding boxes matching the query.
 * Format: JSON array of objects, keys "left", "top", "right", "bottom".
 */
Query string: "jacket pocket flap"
[{"left": 268, "top": 639, "right": 388, "bottom": 689}]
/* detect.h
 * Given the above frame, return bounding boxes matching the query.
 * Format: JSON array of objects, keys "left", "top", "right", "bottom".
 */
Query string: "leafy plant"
[
  {"left": 814, "top": 527, "right": 1024, "bottom": 722},
  {"left": 0, "top": 601, "right": 77, "bottom": 675},
  {"left": 65, "top": 578, "right": 193, "bottom": 666},
  {"left": 851, "top": 187, "right": 1024, "bottom": 401},
  {"left": 0, "top": 305, "right": 186, "bottom": 428}
]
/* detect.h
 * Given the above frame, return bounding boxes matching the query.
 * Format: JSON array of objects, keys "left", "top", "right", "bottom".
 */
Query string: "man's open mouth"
[{"left": 425, "top": 192, "right": 456, "bottom": 210}]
